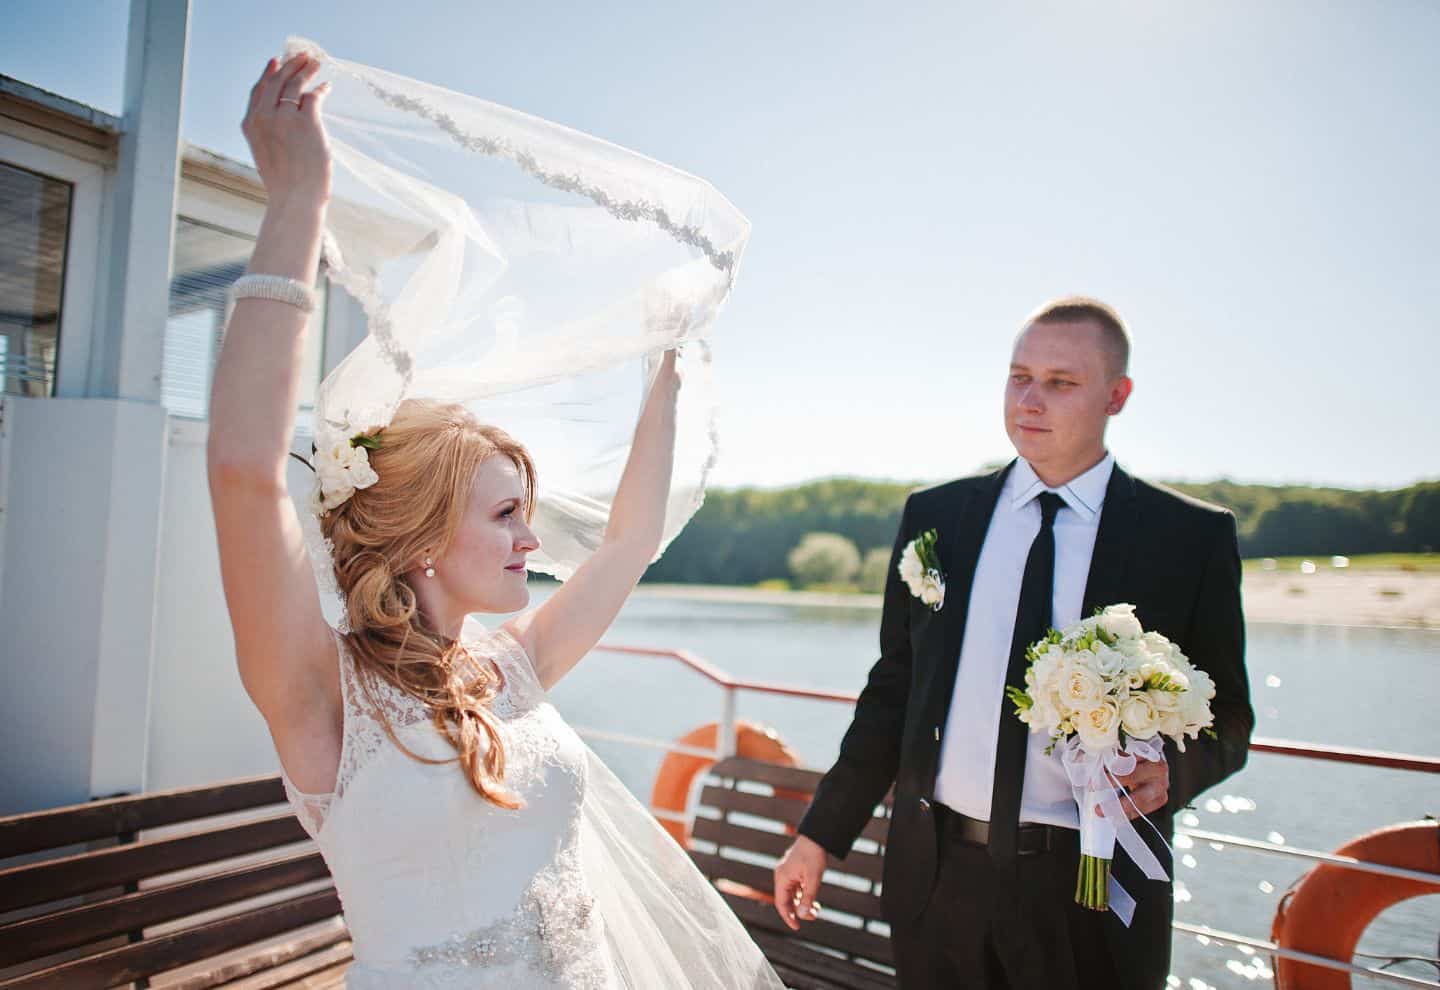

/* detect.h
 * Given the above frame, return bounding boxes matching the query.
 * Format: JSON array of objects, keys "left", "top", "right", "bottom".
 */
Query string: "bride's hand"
[{"left": 241, "top": 53, "right": 332, "bottom": 208}]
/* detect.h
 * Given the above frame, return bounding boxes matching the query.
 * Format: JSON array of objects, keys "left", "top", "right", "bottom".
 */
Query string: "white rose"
[
  {"left": 897, "top": 543, "right": 923, "bottom": 590},
  {"left": 1060, "top": 662, "right": 1106, "bottom": 710},
  {"left": 1029, "top": 693, "right": 1062, "bottom": 733},
  {"left": 1092, "top": 643, "right": 1126, "bottom": 680},
  {"left": 1179, "top": 669, "right": 1215, "bottom": 729},
  {"left": 1148, "top": 686, "right": 1181, "bottom": 713},
  {"left": 919, "top": 573, "right": 945, "bottom": 606},
  {"left": 326, "top": 439, "right": 362, "bottom": 470},
  {"left": 1075, "top": 700, "right": 1122, "bottom": 751},
  {"left": 1156, "top": 707, "right": 1185, "bottom": 743},
  {"left": 347, "top": 447, "right": 379, "bottom": 490},
  {"left": 319, "top": 479, "right": 355, "bottom": 511},
  {"left": 315, "top": 442, "right": 356, "bottom": 492},
  {"left": 1031, "top": 650, "right": 1065, "bottom": 687},
  {"left": 1141, "top": 631, "right": 1173, "bottom": 655},
  {"left": 1098, "top": 603, "right": 1144, "bottom": 640},
  {"left": 1120, "top": 693, "right": 1159, "bottom": 739}
]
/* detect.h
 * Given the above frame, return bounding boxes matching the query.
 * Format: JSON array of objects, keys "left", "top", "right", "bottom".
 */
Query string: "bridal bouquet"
[{"left": 1005, "top": 604, "right": 1216, "bottom": 916}]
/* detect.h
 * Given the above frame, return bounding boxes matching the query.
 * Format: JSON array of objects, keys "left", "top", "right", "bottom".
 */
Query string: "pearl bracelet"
[{"left": 228, "top": 274, "right": 318, "bottom": 313}]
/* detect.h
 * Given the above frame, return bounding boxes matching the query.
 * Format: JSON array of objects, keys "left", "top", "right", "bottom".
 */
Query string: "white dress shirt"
[{"left": 933, "top": 453, "right": 1115, "bottom": 829}]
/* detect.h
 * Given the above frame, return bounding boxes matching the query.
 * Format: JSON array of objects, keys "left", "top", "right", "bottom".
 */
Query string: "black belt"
[{"left": 931, "top": 800, "right": 1067, "bottom": 856}]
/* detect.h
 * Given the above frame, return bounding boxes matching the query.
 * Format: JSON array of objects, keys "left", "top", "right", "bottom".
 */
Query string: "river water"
[{"left": 539, "top": 588, "right": 1439, "bottom": 989}]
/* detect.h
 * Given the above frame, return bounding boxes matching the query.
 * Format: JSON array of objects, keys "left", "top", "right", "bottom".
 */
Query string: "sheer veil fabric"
[
  {"left": 286, "top": 35, "right": 749, "bottom": 588},
  {"left": 281, "top": 39, "right": 779, "bottom": 988}
]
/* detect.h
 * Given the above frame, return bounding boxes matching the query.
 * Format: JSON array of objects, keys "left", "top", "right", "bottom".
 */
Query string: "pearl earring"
[{"left": 424, "top": 556, "right": 435, "bottom": 578}]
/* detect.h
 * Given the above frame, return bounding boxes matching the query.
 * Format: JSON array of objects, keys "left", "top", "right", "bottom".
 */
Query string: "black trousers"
[{"left": 891, "top": 824, "right": 1135, "bottom": 990}]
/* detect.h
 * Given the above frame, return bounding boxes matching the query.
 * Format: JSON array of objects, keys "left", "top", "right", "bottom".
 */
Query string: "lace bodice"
[{"left": 280, "top": 626, "right": 614, "bottom": 988}]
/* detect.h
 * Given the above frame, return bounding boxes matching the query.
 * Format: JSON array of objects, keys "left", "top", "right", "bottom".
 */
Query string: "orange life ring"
[
  {"left": 1271, "top": 819, "right": 1440, "bottom": 988},
  {"left": 651, "top": 720, "right": 800, "bottom": 846}
]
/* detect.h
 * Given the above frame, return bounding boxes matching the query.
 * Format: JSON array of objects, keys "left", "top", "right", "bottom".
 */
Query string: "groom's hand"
[
  {"left": 773, "top": 834, "right": 827, "bottom": 930},
  {"left": 1107, "top": 755, "right": 1170, "bottom": 820}
]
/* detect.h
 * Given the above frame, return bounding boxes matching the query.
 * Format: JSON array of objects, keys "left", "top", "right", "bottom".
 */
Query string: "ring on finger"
[{"left": 278, "top": 96, "right": 303, "bottom": 107}]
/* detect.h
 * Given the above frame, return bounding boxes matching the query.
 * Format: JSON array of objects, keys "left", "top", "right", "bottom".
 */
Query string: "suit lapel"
[
  {"left": 1082, "top": 464, "right": 1139, "bottom": 616},
  {"left": 923, "top": 461, "right": 1013, "bottom": 725}
]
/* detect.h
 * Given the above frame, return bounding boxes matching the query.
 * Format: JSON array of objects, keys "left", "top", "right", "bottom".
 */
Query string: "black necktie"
[{"left": 989, "top": 491, "right": 1065, "bottom": 861}]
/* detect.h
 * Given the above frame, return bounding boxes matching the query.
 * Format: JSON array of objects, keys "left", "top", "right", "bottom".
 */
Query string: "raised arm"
[
  {"left": 207, "top": 55, "right": 339, "bottom": 746},
  {"left": 504, "top": 350, "right": 680, "bottom": 689}
]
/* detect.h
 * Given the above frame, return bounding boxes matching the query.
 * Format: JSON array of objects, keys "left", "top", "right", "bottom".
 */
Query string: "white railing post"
[{"left": 718, "top": 687, "right": 737, "bottom": 759}]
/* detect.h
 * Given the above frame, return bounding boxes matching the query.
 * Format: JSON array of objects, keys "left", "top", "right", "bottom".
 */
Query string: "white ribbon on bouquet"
[{"left": 1060, "top": 734, "right": 1174, "bottom": 926}]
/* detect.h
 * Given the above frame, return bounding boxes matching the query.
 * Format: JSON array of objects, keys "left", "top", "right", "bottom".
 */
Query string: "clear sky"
[{"left": 6, "top": 0, "right": 1437, "bottom": 490}]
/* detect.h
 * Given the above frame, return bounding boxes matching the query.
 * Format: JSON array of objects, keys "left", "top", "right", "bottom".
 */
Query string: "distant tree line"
[{"left": 642, "top": 476, "right": 1440, "bottom": 588}]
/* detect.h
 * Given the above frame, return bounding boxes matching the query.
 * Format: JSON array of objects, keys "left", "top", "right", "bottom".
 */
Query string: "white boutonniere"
[{"left": 898, "top": 528, "right": 945, "bottom": 610}]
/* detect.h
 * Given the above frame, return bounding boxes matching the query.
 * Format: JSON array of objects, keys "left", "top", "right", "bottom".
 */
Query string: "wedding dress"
[{"left": 282, "top": 623, "right": 784, "bottom": 988}]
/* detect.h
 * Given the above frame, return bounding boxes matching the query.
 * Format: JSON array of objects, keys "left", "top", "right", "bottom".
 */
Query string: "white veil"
[
  {"left": 288, "top": 36, "right": 749, "bottom": 581},
  {"left": 581, "top": 751, "right": 785, "bottom": 988},
  {"left": 295, "top": 40, "right": 781, "bottom": 988}
]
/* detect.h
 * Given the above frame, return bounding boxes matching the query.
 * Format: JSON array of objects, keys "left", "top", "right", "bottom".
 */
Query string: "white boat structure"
[{"left": 0, "top": 2, "right": 1435, "bottom": 987}]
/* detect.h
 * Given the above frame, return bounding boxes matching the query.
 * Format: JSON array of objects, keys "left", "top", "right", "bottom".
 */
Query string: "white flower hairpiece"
[{"left": 307, "top": 430, "right": 382, "bottom": 514}]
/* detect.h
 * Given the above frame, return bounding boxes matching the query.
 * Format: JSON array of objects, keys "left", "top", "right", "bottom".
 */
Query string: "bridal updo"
[{"left": 318, "top": 398, "right": 538, "bottom": 809}]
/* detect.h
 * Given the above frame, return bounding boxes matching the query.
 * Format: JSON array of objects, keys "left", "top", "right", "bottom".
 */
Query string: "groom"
[{"left": 773, "top": 298, "right": 1253, "bottom": 989}]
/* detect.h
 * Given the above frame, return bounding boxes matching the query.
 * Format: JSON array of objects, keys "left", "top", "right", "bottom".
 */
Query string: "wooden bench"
[
  {"left": 0, "top": 759, "right": 894, "bottom": 989},
  {"left": 690, "top": 757, "right": 897, "bottom": 990},
  {"left": 0, "top": 777, "right": 350, "bottom": 989}
]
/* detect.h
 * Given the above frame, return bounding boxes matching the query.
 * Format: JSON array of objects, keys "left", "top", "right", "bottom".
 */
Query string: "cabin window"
[
  {"left": 162, "top": 216, "right": 326, "bottom": 420},
  {"left": 0, "top": 162, "right": 71, "bottom": 397}
]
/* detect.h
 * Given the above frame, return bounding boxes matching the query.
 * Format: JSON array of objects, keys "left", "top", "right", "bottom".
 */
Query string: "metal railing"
[{"left": 575, "top": 641, "right": 1440, "bottom": 989}]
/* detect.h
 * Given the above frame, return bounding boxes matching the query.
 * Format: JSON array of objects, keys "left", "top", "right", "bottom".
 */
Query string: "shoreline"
[{"left": 631, "top": 570, "right": 1440, "bottom": 631}]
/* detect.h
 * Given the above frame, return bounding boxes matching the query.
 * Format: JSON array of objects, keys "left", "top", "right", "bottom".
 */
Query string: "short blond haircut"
[{"left": 1023, "top": 296, "right": 1131, "bottom": 377}]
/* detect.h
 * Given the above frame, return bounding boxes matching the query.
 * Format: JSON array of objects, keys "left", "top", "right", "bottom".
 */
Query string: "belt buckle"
[{"left": 1017, "top": 824, "right": 1055, "bottom": 856}]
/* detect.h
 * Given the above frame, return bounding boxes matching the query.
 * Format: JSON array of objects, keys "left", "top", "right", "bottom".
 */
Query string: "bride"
[{"left": 209, "top": 51, "right": 781, "bottom": 988}]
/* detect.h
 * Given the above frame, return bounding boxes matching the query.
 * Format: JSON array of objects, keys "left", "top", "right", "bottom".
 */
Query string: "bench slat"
[
  {"left": 698, "top": 786, "right": 890, "bottom": 845},
  {"left": 707, "top": 758, "right": 825, "bottom": 793},
  {"left": 0, "top": 777, "right": 285, "bottom": 860},
  {"left": 690, "top": 850, "right": 884, "bottom": 926},
  {"left": 0, "top": 849, "right": 328, "bottom": 966},
  {"left": 708, "top": 760, "right": 896, "bottom": 812},
  {"left": 218, "top": 949, "right": 352, "bottom": 990},
  {"left": 749, "top": 928, "right": 897, "bottom": 990},
  {"left": 0, "top": 887, "right": 341, "bottom": 990},
  {"left": 719, "top": 889, "right": 894, "bottom": 967},
  {"left": 0, "top": 812, "right": 309, "bottom": 913},
  {"left": 163, "top": 921, "right": 349, "bottom": 990},
  {"left": 691, "top": 817, "right": 885, "bottom": 885}
]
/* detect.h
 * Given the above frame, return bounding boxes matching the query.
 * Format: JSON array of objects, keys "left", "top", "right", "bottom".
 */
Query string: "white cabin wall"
[{"left": 0, "top": 397, "right": 167, "bottom": 814}]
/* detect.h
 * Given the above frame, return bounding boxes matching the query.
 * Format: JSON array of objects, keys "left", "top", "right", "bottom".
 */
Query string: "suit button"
[
  {"left": 934, "top": 725, "right": 940, "bottom": 742},
  {"left": 919, "top": 797, "right": 931, "bottom": 812}
]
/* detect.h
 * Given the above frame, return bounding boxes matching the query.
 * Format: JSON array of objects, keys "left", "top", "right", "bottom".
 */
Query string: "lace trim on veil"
[{"left": 287, "top": 39, "right": 736, "bottom": 280}]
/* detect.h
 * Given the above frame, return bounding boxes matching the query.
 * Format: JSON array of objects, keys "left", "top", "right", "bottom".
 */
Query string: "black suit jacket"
[{"left": 798, "top": 461, "right": 1253, "bottom": 985}]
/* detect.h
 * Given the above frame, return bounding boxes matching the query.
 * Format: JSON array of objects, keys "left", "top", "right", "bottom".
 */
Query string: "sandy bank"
[{"left": 633, "top": 571, "right": 1440, "bottom": 631}]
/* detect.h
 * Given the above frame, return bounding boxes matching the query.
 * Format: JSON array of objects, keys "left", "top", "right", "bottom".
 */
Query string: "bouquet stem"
[{"left": 1075, "top": 854, "right": 1111, "bottom": 911}]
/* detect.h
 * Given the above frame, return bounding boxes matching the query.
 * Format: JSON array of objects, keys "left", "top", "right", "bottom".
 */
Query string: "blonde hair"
[
  {"left": 1023, "top": 295, "right": 1131, "bottom": 377},
  {"left": 319, "top": 398, "right": 538, "bottom": 809}
]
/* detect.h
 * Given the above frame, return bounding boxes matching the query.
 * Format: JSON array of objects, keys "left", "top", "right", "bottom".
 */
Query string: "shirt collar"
[{"left": 1008, "top": 453, "right": 1115, "bottom": 523}]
